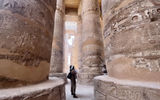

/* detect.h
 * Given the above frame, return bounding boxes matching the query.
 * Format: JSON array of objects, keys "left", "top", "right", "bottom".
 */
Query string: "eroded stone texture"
[
  {"left": 49, "top": 73, "right": 67, "bottom": 84},
  {"left": 50, "top": 0, "right": 65, "bottom": 74},
  {"left": 0, "top": 0, "right": 56, "bottom": 87},
  {"left": 149, "top": 0, "right": 160, "bottom": 6},
  {"left": 0, "top": 78, "right": 66, "bottom": 100},
  {"left": 94, "top": 76, "right": 160, "bottom": 100},
  {"left": 103, "top": 0, "right": 160, "bottom": 82},
  {"left": 101, "top": 0, "right": 121, "bottom": 17},
  {"left": 78, "top": 0, "right": 103, "bottom": 84}
]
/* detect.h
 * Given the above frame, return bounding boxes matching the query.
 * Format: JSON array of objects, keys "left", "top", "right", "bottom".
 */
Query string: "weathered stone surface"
[
  {"left": 78, "top": 73, "right": 101, "bottom": 84},
  {"left": 77, "top": 16, "right": 82, "bottom": 69},
  {"left": 0, "top": 77, "right": 66, "bottom": 100},
  {"left": 49, "top": 73, "right": 67, "bottom": 84},
  {"left": 50, "top": 0, "right": 65, "bottom": 73},
  {"left": 94, "top": 76, "right": 160, "bottom": 100},
  {"left": 103, "top": 0, "right": 160, "bottom": 82},
  {"left": 95, "top": 91, "right": 106, "bottom": 100},
  {"left": 78, "top": 0, "right": 103, "bottom": 84},
  {"left": 101, "top": 0, "right": 121, "bottom": 17},
  {"left": 0, "top": 0, "right": 56, "bottom": 87},
  {"left": 149, "top": 0, "right": 160, "bottom": 6}
]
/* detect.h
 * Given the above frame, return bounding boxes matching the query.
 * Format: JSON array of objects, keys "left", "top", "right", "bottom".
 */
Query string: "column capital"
[
  {"left": 81, "top": 0, "right": 100, "bottom": 16},
  {"left": 56, "top": 0, "right": 65, "bottom": 14}
]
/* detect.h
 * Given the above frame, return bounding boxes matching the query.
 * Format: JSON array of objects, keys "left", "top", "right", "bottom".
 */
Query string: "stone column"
[
  {"left": 0, "top": 0, "right": 56, "bottom": 88},
  {"left": 103, "top": 0, "right": 160, "bottom": 83},
  {"left": 94, "top": 0, "right": 160, "bottom": 100},
  {"left": 49, "top": 0, "right": 66, "bottom": 82},
  {"left": 77, "top": 2, "right": 82, "bottom": 71},
  {"left": 77, "top": 16, "right": 82, "bottom": 70},
  {"left": 78, "top": 0, "right": 103, "bottom": 84}
]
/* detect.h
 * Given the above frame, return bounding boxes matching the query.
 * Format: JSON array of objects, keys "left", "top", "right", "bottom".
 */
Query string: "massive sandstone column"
[
  {"left": 103, "top": 0, "right": 160, "bottom": 82},
  {"left": 49, "top": 0, "right": 66, "bottom": 82},
  {"left": 94, "top": 0, "right": 160, "bottom": 100},
  {"left": 50, "top": 0, "right": 65, "bottom": 74},
  {"left": 78, "top": 0, "right": 103, "bottom": 84},
  {"left": 0, "top": 0, "right": 56, "bottom": 88}
]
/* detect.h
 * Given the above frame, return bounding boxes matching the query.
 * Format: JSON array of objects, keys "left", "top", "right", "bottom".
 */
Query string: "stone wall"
[
  {"left": 94, "top": 76, "right": 160, "bottom": 100},
  {"left": 0, "top": 0, "right": 56, "bottom": 87},
  {"left": 0, "top": 78, "right": 66, "bottom": 100}
]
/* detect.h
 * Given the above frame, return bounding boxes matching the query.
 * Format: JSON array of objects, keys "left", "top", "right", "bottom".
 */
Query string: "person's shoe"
[{"left": 73, "top": 95, "right": 78, "bottom": 98}]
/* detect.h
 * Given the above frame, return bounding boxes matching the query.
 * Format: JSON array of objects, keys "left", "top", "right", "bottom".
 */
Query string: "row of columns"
[
  {"left": 51, "top": 0, "right": 159, "bottom": 85},
  {"left": 50, "top": 0, "right": 103, "bottom": 84}
]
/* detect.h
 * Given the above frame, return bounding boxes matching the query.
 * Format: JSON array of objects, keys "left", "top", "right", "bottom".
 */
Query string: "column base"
[
  {"left": 0, "top": 77, "right": 66, "bottom": 100},
  {"left": 94, "top": 75, "right": 160, "bottom": 100},
  {"left": 49, "top": 73, "right": 67, "bottom": 84},
  {"left": 78, "top": 73, "right": 101, "bottom": 85}
]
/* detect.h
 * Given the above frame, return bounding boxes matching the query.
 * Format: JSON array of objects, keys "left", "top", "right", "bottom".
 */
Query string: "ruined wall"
[
  {"left": 103, "top": 0, "right": 160, "bottom": 82},
  {"left": 0, "top": 0, "right": 56, "bottom": 88}
]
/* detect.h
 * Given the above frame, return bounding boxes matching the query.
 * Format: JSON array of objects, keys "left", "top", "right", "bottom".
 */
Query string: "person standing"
[
  {"left": 102, "top": 64, "right": 107, "bottom": 74},
  {"left": 68, "top": 65, "right": 78, "bottom": 98}
]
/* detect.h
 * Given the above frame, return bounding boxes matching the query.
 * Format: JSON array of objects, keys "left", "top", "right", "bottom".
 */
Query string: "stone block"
[
  {"left": 106, "top": 96, "right": 119, "bottom": 100},
  {"left": 0, "top": 78, "right": 66, "bottom": 100},
  {"left": 94, "top": 76, "right": 160, "bottom": 100},
  {"left": 95, "top": 91, "right": 105, "bottom": 100},
  {"left": 78, "top": 73, "right": 101, "bottom": 85},
  {"left": 49, "top": 73, "right": 67, "bottom": 84}
]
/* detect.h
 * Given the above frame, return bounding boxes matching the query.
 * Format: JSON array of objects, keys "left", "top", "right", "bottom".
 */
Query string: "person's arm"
[{"left": 71, "top": 70, "right": 77, "bottom": 75}]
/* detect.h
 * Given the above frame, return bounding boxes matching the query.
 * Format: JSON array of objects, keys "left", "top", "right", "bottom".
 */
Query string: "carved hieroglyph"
[
  {"left": 103, "top": 0, "right": 160, "bottom": 82},
  {"left": 0, "top": 0, "right": 56, "bottom": 85}
]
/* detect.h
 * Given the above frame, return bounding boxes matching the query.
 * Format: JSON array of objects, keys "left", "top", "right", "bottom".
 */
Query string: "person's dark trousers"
[{"left": 71, "top": 79, "right": 76, "bottom": 95}]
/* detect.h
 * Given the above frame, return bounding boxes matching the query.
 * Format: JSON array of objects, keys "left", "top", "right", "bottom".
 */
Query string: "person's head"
[
  {"left": 70, "top": 65, "right": 75, "bottom": 71},
  {"left": 70, "top": 65, "right": 72, "bottom": 69}
]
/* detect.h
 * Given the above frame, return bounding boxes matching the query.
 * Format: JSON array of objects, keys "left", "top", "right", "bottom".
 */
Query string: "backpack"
[{"left": 67, "top": 72, "right": 72, "bottom": 79}]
